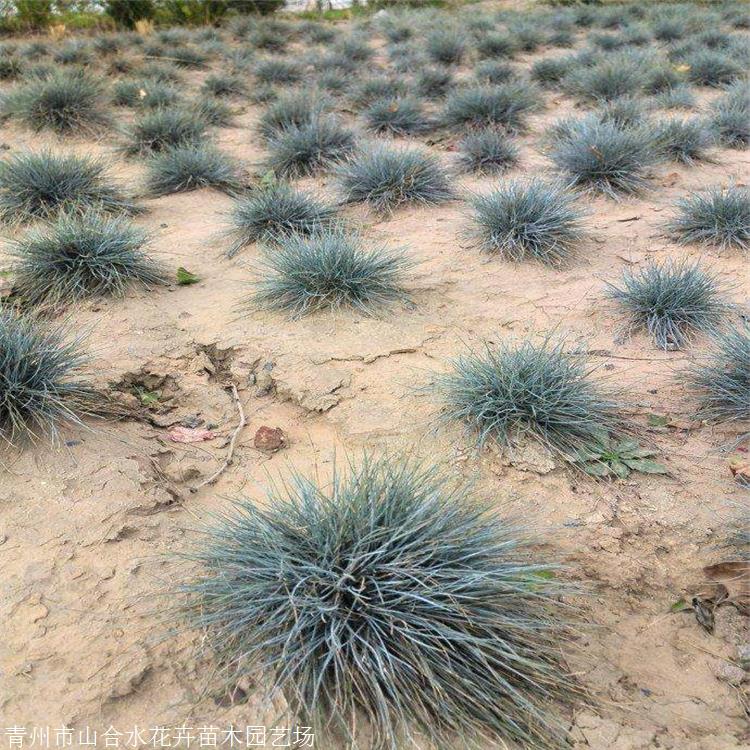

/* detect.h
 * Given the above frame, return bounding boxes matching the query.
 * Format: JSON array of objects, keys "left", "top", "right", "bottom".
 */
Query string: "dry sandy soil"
[{"left": 1, "top": 3, "right": 749, "bottom": 749}]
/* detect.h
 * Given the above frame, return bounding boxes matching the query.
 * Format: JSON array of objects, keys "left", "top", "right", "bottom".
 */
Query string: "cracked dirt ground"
[{"left": 1, "top": 16, "right": 749, "bottom": 750}]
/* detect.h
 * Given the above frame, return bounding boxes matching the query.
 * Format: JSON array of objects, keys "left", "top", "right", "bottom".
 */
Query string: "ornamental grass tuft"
[{"left": 176, "top": 455, "right": 580, "bottom": 750}]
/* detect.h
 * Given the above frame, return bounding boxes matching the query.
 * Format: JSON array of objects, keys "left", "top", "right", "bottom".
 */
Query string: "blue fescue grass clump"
[
  {"left": 251, "top": 24, "right": 288, "bottom": 53},
  {"left": 0, "top": 55, "right": 22, "bottom": 80},
  {"left": 548, "top": 27, "right": 575, "bottom": 48},
  {"left": 350, "top": 76, "right": 407, "bottom": 109},
  {"left": 122, "top": 108, "right": 208, "bottom": 156},
  {"left": 2, "top": 70, "right": 110, "bottom": 135},
  {"left": 226, "top": 46, "right": 254, "bottom": 72},
  {"left": 653, "top": 118, "right": 713, "bottom": 165},
  {"left": 442, "top": 82, "right": 540, "bottom": 133},
  {"left": 456, "top": 129, "right": 520, "bottom": 174},
  {"left": 379, "top": 16, "right": 413, "bottom": 44},
  {"left": 606, "top": 260, "right": 731, "bottom": 349},
  {"left": 562, "top": 54, "right": 645, "bottom": 102},
  {"left": 254, "top": 58, "right": 303, "bottom": 86},
  {"left": 388, "top": 43, "right": 424, "bottom": 74},
  {"left": 667, "top": 187, "right": 750, "bottom": 251},
  {"left": 363, "top": 96, "right": 431, "bottom": 136},
  {"left": 20, "top": 40, "right": 49, "bottom": 60},
  {"left": 176, "top": 456, "right": 579, "bottom": 749},
  {"left": 425, "top": 29, "right": 466, "bottom": 65},
  {"left": 652, "top": 17, "right": 684, "bottom": 42},
  {"left": 201, "top": 73, "right": 247, "bottom": 99},
  {"left": 303, "top": 21, "right": 337, "bottom": 44},
  {"left": 0, "top": 310, "right": 93, "bottom": 446},
  {"left": 643, "top": 61, "right": 684, "bottom": 95},
  {"left": 334, "top": 34, "right": 373, "bottom": 63},
  {"left": 710, "top": 84, "right": 750, "bottom": 148},
  {"left": 336, "top": 144, "right": 454, "bottom": 215},
  {"left": 688, "top": 326, "right": 750, "bottom": 423},
  {"left": 694, "top": 29, "right": 737, "bottom": 51},
  {"left": 474, "top": 60, "right": 516, "bottom": 85},
  {"left": 434, "top": 338, "right": 626, "bottom": 454},
  {"left": 257, "top": 92, "right": 328, "bottom": 140},
  {"left": 531, "top": 56, "right": 573, "bottom": 87},
  {"left": 594, "top": 96, "right": 648, "bottom": 129},
  {"left": 466, "top": 180, "right": 586, "bottom": 266},
  {"left": 509, "top": 22, "right": 544, "bottom": 52},
  {"left": 112, "top": 79, "right": 181, "bottom": 109},
  {"left": 684, "top": 49, "right": 745, "bottom": 87},
  {"left": 316, "top": 70, "right": 350, "bottom": 96},
  {"left": 226, "top": 182, "right": 336, "bottom": 257},
  {"left": 262, "top": 117, "right": 355, "bottom": 179},
  {"left": 0, "top": 151, "right": 139, "bottom": 224},
  {"left": 316, "top": 50, "right": 359, "bottom": 76},
  {"left": 145, "top": 145, "right": 243, "bottom": 197},
  {"left": 9, "top": 212, "right": 165, "bottom": 305},
  {"left": 476, "top": 31, "right": 516, "bottom": 59},
  {"left": 415, "top": 67, "right": 453, "bottom": 99},
  {"left": 250, "top": 228, "right": 411, "bottom": 318},
  {"left": 53, "top": 41, "right": 93, "bottom": 66},
  {"left": 139, "top": 61, "right": 182, "bottom": 84},
  {"left": 190, "top": 95, "right": 234, "bottom": 127},
  {"left": 137, "top": 82, "right": 182, "bottom": 110},
  {"left": 112, "top": 80, "right": 149, "bottom": 108},
  {"left": 549, "top": 116, "right": 656, "bottom": 199},
  {"left": 155, "top": 44, "right": 207, "bottom": 69},
  {"left": 655, "top": 85, "right": 696, "bottom": 111}
]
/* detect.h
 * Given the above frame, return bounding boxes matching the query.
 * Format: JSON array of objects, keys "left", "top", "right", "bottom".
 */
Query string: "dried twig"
[{"left": 191, "top": 383, "right": 245, "bottom": 493}]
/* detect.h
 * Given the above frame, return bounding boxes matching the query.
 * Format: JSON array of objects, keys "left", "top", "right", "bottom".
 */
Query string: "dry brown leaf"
[
  {"left": 703, "top": 561, "right": 750, "bottom": 612},
  {"left": 691, "top": 596, "right": 716, "bottom": 633}
]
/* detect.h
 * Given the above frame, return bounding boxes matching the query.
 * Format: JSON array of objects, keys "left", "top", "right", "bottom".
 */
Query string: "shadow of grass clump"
[
  {"left": 250, "top": 228, "right": 412, "bottom": 318},
  {"left": 667, "top": 186, "right": 750, "bottom": 251},
  {"left": 226, "top": 182, "right": 336, "bottom": 258},
  {"left": 2, "top": 70, "right": 110, "bottom": 135},
  {"left": 0, "top": 151, "right": 140, "bottom": 223},
  {"left": 176, "top": 456, "right": 580, "bottom": 750},
  {"left": 0, "top": 310, "right": 93, "bottom": 446},
  {"left": 10, "top": 211, "right": 166, "bottom": 305},
  {"left": 688, "top": 326, "right": 750, "bottom": 423},
  {"left": 606, "top": 260, "right": 732, "bottom": 349},
  {"left": 465, "top": 179, "right": 586, "bottom": 266},
  {"left": 434, "top": 339, "right": 627, "bottom": 455}
]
